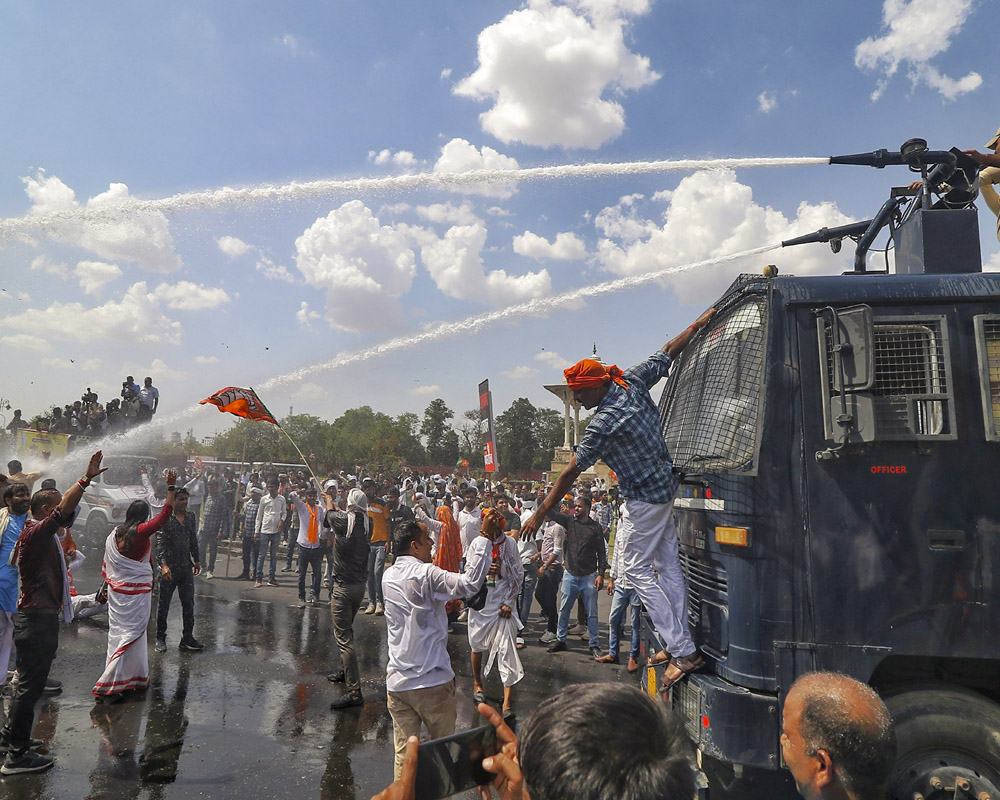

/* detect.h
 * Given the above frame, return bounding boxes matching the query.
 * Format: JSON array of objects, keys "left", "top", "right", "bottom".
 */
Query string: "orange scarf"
[
  {"left": 307, "top": 504, "right": 319, "bottom": 545},
  {"left": 564, "top": 359, "right": 628, "bottom": 390}
]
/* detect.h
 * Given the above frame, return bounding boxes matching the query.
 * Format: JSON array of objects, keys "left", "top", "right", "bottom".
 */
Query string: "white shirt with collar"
[
  {"left": 382, "top": 554, "right": 490, "bottom": 693},
  {"left": 255, "top": 492, "right": 287, "bottom": 535},
  {"left": 456, "top": 506, "right": 481, "bottom": 556}
]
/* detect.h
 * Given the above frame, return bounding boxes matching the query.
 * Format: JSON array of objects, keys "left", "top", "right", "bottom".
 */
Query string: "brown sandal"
[
  {"left": 658, "top": 653, "right": 704, "bottom": 691},
  {"left": 646, "top": 650, "right": 671, "bottom": 667}
]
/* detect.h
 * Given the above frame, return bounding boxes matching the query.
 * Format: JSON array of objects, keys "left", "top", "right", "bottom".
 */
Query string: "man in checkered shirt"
[{"left": 523, "top": 306, "right": 715, "bottom": 690}]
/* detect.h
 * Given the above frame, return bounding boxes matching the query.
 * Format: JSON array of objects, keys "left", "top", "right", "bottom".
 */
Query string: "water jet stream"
[
  {"left": 0, "top": 157, "right": 828, "bottom": 239},
  {"left": 137, "top": 242, "right": 779, "bottom": 436}
]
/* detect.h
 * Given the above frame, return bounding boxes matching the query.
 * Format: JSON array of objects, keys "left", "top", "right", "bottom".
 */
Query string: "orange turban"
[
  {"left": 480, "top": 507, "right": 506, "bottom": 539},
  {"left": 564, "top": 359, "right": 628, "bottom": 391}
]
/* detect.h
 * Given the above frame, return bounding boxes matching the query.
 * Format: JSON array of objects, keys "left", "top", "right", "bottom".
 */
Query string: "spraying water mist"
[{"left": 0, "top": 156, "right": 828, "bottom": 240}]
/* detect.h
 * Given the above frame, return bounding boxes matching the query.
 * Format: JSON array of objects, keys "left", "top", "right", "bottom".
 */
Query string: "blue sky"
[{"left": 1, "top": 0, "right": 995, "bottom": 443}]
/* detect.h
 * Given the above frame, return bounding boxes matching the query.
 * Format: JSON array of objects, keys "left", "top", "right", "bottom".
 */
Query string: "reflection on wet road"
[{"left": 1, "top": 548, "right": 626, "bottom": 798}]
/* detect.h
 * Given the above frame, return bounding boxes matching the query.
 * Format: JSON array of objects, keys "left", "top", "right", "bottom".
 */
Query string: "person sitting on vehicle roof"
[{"left": 963, "top": 125, "right": 1000, "bottom": 243}]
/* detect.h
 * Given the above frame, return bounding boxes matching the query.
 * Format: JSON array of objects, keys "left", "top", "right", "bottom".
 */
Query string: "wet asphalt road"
[{"left": 1, "top": 542, "right": 634, "bottom": 800}]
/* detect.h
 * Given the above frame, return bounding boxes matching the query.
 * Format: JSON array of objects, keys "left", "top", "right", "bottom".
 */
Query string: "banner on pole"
[{"left": 479, "top": 379, "right": 499, "bottom": 473}]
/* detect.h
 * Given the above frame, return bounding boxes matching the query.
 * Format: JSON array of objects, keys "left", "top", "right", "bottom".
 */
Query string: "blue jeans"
[
  {"left": 256, "top": 533, "right": 280, "bottom": 581},
  {"left": 518, "top": 564, "right": 537, "bottom": 624},
  {"left": 557, "top": 571, "right": 599, "bottom": 648},
  {"left": 608, "top": 584, "right": 642, "bottom": 659},
  {"left": 367, "top": 544, "right": 386, "bottom": 605}
]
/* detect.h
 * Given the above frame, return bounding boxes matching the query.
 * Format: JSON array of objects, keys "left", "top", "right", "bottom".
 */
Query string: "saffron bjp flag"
[{"left": 199, "top": 387, "right": 278, "bottom": 425}]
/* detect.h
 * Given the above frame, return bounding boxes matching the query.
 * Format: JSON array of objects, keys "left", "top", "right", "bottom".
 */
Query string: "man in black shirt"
[
  {"left": 154, "top": 488, "right": 203, "bottom": 653},
  {"left": 324, "top": 488, "right": 373, "bottom": 709},
  {"left": 546, "top": 496, "right": 607, "bottom": 658},
  {"left": 386, "top": 487, "right": 414, "bottom": 542}
]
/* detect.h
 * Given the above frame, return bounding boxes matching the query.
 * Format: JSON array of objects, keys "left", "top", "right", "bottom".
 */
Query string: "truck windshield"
[
  {"left": 660, "top": 296, "right": 767, "bottom": 472},
  {"left": 101, "top": 458, "right": 161, "bottom": 487}
]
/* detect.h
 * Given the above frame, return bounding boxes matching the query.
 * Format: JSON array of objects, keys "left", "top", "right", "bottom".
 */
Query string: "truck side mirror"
[{"left": 831, "top": 305, "right": 874, "bottom": 392}]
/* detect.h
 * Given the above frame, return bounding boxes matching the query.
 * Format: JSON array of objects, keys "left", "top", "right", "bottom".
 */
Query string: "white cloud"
[
  {"left": 594, "top": 193, "right": 656, "bottom": 244},
  {"left": 139, "top": 358, "right": 186, "bottom": 382},
  {"left": 594, "top": 169, "right": 853, "bottom": 304},
  {"left": 195, "top": 355, "right": 219, "bottom": 365},
  {"left": 153, "top": 281, "right": 231, "bottom": 311},
  {"left": 278, "top": 33, "right": 314, "bottom": 58},
  {"left": 256, "top": 255, "right": 297, "bottom": 283},
  {"left": 369, "top": 149, "right": 419, "bottom": 169},
  {"left": 985, "top": 252, "right": 1000, "bottom": 272},
  {"left": 21, "top": 171, "right": 182, "bottom": 273},
  {"left": 855, "top": 0, "right": 981, "bottom": 101},
  {"left": 75, "top": 261, "right": 122, "bottom": 295},
  {"left": 30, "top": 255, "right": 69, "bottom": 279},
  {"left": 218, "top": 235, "right": 252, "bottom": 258},
  {"left": 757, "top": 91, "right": 776, "bottom": 113},
  {"left": 512, "top": 230, "right": 587, "bottom": 260},
  {"left": 41, "top": 357, "right": 102, "bottom": 371},
  {"left": 419, "top": 221, "right": 552, "bottom": 305},
  {"left": 416, "top": 202, "right": 479, "bottom": 226},
  {"left": 432, "top": 138, "right": 520, "bottom": 199},
  {"left": 536, "top": 350, "right": 571, "bottom": 370},
  {"left": 296, "top": 301, "right": 321, "bottom": 327},
  {"left": 501, "top": 365, "right": 539, "bottom": 379},
  {"left": 441, "top": 67, "right": 453, "bottom": 80},
  {"left": 0, "top": 333, "right": 52, "bottom": 353},
  {"left": 409, "top": 384, "right": 442, "bottom": 396},
  {"left": 454, "top": 0, "right": 659, "bottom": 148},
  {"left": 292, "top": 382, "right": 325, "bottom": 403},
  {"left": 295, "top": 200, "right": 417, "bottom": 332},
  {"left": 0, "top": 282, "right": 182, "bottom": 345}
]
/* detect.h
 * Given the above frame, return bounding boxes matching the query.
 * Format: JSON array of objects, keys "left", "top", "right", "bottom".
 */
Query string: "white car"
[{"left": 75, "top": 454, "right": 162, "bottom": 548}]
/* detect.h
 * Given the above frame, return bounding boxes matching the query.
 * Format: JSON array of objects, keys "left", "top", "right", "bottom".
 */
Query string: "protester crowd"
[
  {"left": 0, "top": 314, "right": 902, "bottom": 799},
  {"left": 2, "top": 375, "right": 160, "bottom": 440}
]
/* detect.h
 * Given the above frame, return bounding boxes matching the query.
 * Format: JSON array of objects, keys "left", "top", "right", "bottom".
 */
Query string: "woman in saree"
[{"left": 93, "top": 470, "right": 175, "bottom": 702}]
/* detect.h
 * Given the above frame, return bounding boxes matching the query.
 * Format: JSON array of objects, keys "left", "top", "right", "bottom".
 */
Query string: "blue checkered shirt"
[{"left": 573, "top": 351, "right": 677, "bottom": 504}]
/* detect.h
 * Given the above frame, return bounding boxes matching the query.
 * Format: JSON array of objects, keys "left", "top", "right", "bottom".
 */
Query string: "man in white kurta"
[{"left": 466, "top": 509, "right": 523, "bottom": 713}]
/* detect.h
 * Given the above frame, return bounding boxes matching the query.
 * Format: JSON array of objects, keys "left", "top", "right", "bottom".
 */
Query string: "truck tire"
[
  {"left": 85, "top": 512, "right": 110, "bottom": 549},
  {"left": 884, "top": 685, "right": 1000, "bottom": 800}
]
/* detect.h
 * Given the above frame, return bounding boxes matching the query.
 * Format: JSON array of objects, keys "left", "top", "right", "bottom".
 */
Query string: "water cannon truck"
[{"left": 650, "top": 139, "right": 1000, "bottom": 800}]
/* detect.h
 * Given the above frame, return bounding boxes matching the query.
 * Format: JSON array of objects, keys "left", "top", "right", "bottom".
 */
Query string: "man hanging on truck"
[{"left": 523, "top": 306, "right": 715, "bottom": 691}]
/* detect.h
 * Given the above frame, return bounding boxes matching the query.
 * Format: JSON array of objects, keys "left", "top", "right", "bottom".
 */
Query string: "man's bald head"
[{"left": 783, "top": 672, "right": 896, "bottom": 800}]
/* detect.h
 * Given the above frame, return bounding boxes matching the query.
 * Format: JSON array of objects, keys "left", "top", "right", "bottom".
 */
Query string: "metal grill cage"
[
  {"left": 660, "top": 290, "right": 768, "bottom": 472},
  {"left": 974, "top": 315, "right": 1000, "bottom": 440},
  {"left": 822, "top": 315, "right": 954, "bottom": 439}
]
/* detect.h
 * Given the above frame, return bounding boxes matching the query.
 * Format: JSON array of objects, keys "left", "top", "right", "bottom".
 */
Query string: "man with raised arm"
[
  {"left": 523, "top": 307, "right": 715, "bottom": 690},
  {"left": 0, "top": 451, "right": 106, "bottom": 775}
]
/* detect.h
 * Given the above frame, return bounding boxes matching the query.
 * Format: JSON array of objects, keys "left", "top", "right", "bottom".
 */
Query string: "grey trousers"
[{"left": 331, "top": 583, "right": 366, "bottom": 692}]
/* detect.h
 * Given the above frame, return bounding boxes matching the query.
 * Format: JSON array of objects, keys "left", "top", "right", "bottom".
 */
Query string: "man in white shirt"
[
  {"left": 456, "top": 487, "right": 481, "bottom": 558},
  {"left": 138, "top": 376, "right": 159, "bottom": 423},
  {"left": 382, "top": 519, "right": 490, "bottom": 779},
  {"left": 254, "top": 478, "right": 287, "bottom": 587}
]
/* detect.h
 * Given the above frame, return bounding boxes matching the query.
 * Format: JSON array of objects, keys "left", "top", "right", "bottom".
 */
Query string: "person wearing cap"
[
  {"left": 964, "top": 126, "right": 1000, "bottom": 242},
  {"left": 523, "top": 307, "right": 715, "bottom": 692}
]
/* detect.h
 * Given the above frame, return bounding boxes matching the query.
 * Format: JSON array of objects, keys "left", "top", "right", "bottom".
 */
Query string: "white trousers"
[{"left": 618, "top": 499, "right": 695, "bottom": 657}]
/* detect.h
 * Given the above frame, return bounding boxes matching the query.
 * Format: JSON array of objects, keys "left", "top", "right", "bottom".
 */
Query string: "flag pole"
[{"left": 250, "top": 389, "right": 322, "bottom": 487}]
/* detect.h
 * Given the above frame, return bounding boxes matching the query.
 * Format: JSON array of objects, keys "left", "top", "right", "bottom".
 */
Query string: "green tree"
[
  {"left": 495, "top": 398, "right": 542, "bottom": 473},
  {"left": 421, "top": 399, "right": 456, "bottom": 465},
  {"left": 210, "top": 418, "right": 282, "bottom": 462},
  {"left": 329, "top": 406, "right": 395, "bottom": 469},
  {"left": 534, "top": 408, "right": 565, "bottom": 469},
  {"left": 458, "top": 408, "right": 485, "bottom": 467},
  {"left": 393, "top": 412, "right": 426, "bottom": 465}
]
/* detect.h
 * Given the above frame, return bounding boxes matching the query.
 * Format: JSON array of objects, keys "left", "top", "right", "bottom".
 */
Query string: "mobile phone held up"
[{"left": 414, "top": 723, "right": 501, "bottom": 800}]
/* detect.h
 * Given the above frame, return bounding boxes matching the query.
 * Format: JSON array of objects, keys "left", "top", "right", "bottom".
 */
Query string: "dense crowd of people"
[
  {"left": 3, "top": 375, "right": 160, "bottom": 440},
  {"left": 0, "top": 312, "right": 904, "bottom": 798}
]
